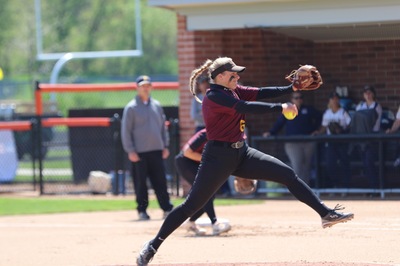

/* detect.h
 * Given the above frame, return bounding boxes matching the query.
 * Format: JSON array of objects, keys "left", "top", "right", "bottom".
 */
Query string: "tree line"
[{"left": 0, "top": 0, "right": 178, "bottom": 83}]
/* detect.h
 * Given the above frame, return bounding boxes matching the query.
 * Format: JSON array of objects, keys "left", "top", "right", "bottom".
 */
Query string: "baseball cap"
[
  {"left": 211, "top": 58, "right": 246, "bottom": 79},
  {"left": 136, "top": 75, "right": 152, "bottom": 86},
  {"left": 363, "top": 85, "right": 376, "bottom": 96}
]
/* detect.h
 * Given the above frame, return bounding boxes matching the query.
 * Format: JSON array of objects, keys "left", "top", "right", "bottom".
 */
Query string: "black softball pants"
[
  {"left": 132, "top": 150, "right": 173, "bottom": 213},
  {"left": 152, "top": 142, "right": 330, "bottom": 249},
  {"left": 174, "top": 153, "right": 217, "bottom": 223}
]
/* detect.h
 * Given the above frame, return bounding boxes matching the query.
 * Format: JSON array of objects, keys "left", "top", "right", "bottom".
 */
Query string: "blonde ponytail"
[{"left": 189, "top": 59, "right": 212, "bottom": 103}]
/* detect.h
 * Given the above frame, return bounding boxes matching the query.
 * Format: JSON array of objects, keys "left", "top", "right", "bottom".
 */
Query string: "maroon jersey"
[
  {"left": 202, "top": 83, "right": 292, "bottom": 142},
  {"left": 202, "top": 84, "right": 257, "bottom": 142}
]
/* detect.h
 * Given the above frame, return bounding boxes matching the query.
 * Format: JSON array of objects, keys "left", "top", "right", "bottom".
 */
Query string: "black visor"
[{"left": 211, "top": 62, "right": 245, "bottom": 79}]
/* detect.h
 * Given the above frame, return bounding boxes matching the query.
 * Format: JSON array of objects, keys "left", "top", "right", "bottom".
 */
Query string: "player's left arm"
[
  {"left": 236, "top": 84, "right": 294, "bottom": 101},
  {"left": 256, "top": 85, "right": 294, "bottom": 100}
]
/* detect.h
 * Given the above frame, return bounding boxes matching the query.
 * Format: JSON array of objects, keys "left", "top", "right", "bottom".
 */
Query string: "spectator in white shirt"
[{"left": 314, "top": 92, "right": 351, "bottom": 188}]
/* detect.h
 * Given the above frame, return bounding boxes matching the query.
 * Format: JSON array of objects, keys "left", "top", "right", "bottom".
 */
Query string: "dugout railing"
[{"left": 251, "top": 134, "right": 400, "bottom": 198}]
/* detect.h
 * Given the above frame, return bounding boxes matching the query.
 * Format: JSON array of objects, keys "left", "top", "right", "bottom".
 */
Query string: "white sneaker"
[
  {"left": 182, "top": 221, "right": 206, "bottom": 236},
  {"left": 212, "top": 221, "right": 231, "bottom": 235}
]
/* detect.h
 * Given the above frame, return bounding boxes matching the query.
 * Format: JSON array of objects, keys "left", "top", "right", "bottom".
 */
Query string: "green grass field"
[{"left": 0, "top": 197, "right": 263, "bottom": 216}]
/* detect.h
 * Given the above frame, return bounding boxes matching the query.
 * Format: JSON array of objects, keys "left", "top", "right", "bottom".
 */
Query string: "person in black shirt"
[{"left": 136, "top": 57, "right": 354, "bottom": 266}]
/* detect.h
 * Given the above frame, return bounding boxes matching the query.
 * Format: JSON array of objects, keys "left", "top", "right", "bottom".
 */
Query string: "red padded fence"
[{"left": 0, "top": 121, "right": 31, "bottom": 131}]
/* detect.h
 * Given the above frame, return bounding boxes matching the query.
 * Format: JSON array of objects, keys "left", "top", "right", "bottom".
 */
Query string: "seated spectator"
[
  {"left": 350, "top": 85, "right": 383, "bottom": 188},
  {"left": 313, "top": 92, "right": 352, "bottom": 188},
  {"left": 264, "top": 91, "right": 322, "bottom": 185},
  {"left": 386, "top": 105, "right": 400, "bottom": 167}
]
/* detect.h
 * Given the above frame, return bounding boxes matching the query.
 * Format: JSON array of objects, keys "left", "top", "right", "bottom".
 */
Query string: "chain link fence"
[{"left": 0, "top": 80, "right": 180, "bottom": 195}]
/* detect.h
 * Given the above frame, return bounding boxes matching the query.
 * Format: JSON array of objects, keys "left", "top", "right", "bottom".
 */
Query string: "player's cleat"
[
  {"left": 136, "top": 241, "right": 157, "bottom": 266},
  {"left": 321, "top": 204, "right": 354, "bottom": 228},
  {"left": 182, "top": 221, "right": 207, "bottom": 236},
  {"left": 138, "top": 212, "right": 150, "bottom": 221},
  {"left": 212, "top": 221, "right": 231, "bottom": 235}
]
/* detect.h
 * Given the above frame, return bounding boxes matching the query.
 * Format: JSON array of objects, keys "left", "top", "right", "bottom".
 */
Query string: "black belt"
[{"left": 209, "top": 140, "right": 245, "bottom": 149}]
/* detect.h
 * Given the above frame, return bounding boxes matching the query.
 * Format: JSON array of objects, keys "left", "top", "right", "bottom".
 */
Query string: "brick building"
[{"left": 150, "top": 0, "right": 400, "bottom": 146}]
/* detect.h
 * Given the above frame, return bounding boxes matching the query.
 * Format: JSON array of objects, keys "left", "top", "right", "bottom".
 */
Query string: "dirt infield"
[{"left": 1, "top": 198, "right": 399, "bottom": 266}]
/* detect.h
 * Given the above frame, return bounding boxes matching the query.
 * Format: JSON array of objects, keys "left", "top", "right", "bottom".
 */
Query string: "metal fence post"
[
  {"left": 314, "top": 142, "right": 321, "bottom": 196},
  {"left": 30, "top": 118, "right": 38, "bottom": 191},
  {"left": 36, "top": 115, "right": 44, "bottom": 195},
  {"left": 35, "top": 81, "right": 44, "bottom": 195},
  {"left": 169, "top": 118, "right": 180, "bottom": 196},
  {"left": 378, "top": 139, "right": 384, "bottom": 198},
  {"left": 112, "top": 113, "right": 124, "bottom": 195}
]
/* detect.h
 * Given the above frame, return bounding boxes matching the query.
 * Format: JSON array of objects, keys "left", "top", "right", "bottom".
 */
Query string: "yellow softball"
[{"left": 283, "top": 110, "right": 297, "bottom": 120}]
